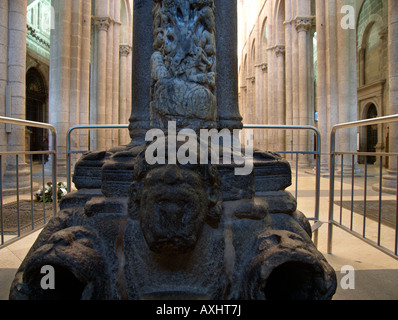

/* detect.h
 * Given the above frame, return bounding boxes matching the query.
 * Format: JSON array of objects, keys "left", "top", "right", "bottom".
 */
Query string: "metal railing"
[
  {"left": 0, "top": 116, "right": 57, "bottom": 247},
  {"left": 328, "top": 114, "right": 398, "bottom": 260},
  {"left": 66, "top": 124, "right": 129, "bottom": 192},
  {"left": 66, "top": 124, "right": 322, "bottom": 244},
  {"left": 243, "top": 124, "right": 321, "bottom": 245}
]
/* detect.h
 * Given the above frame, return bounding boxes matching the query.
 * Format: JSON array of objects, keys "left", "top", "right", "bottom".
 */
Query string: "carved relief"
[
  {"left": 150, "top": 0, "right": 217, "bottom": 131},
  {"left": 94, "top": 17, "right": 111, "bottom": 32},
  {"left": 295, "top": 17, "right": 312, "bottom": 33}
]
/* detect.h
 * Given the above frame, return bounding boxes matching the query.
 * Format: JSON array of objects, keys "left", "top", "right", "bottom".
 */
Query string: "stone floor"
[{"left": 1, "top": 164, "right": 398, "bottom": 300}]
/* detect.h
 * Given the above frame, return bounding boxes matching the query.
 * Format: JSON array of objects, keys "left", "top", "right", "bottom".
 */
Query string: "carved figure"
[{"left": 150, "top": 0, "right": 217, "bottom": 131}]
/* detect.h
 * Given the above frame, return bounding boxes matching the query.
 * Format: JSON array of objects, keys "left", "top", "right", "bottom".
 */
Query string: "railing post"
[{"left": 328, "top": 128, "right": 336, "bottom": 255}]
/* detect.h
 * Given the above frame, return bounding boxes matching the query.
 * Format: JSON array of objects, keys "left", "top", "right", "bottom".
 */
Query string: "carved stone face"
[{"left": 139, "top": 164, "right": 209, "bottom": 255}]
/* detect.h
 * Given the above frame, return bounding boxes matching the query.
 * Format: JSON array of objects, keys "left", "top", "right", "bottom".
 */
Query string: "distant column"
[
  {"left": 383, "top": 0, "right": 398, "bottom": 192},
  {"left": 128, "top": 0, "right": 153, "bottom": 146},
  {"left": 119, "top": 45, "right": 131, "bottom": 145},
  {"left": 94, "top": 17, "right": 110, "bottom": 151},
  {"left": 105, "top": 0, "right": 114, "bottom": 150},
  {"left": 284, "top": 0, "right": 293, "bottom": 157},
  {"left": 79, "top": 0, "right": 92, "bottom": 152},
  {"left": 215, "top": 0, "right": 243, "bottom": 131},
  {"left": 0, "top": 0, "right": 8, "bottom": 164},
  {"left": 276, "top": 45, "right": 286, "bottom": 151},
  {"left": 295, "top": 16, "right": 312, "bottom": 166},
  {"left": 316, "top": 0, "right": 328, "bottom": 173},
  {"left": 3, "top": 0, "right": 29, "bottom": 189},
  {"left": 112, "top": 0, "right": 121, "bottom": 147},
  {"left": 336, "top": 0, "right": 359, "bottom": 172}
]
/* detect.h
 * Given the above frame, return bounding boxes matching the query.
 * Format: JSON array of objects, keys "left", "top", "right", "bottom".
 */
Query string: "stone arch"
[
  {"left": 240, "top": 54, "right": 248, "bottom": 123},
  {"left": 120, "top": 0, "right": 132, "bottom": 45},
  {"left": 250, "top": 39, "right": 256, "bottom": 70},
  {"left": 274, "top": 0, "right": 285, "bottom": 46},
  {"left": 357, "top": 0, "right": 388, "bottom": 86},
  {"left": 363, "top": 102, "right": 379, "bottom": 164},
  {"left": 261, "top": 18, "right": 268, "bottom": 63}
]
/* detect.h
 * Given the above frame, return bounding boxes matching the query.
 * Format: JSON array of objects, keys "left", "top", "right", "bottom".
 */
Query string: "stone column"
[
  {"left": 383, "top": 0, "right": 398, "bottom": 192},
  {"left": 4, "top": 0, "right": 29, "bottom": 189},
  {"left": 276, "top": 45, "right": 286, "bottom": 151},
  {"left": 49, "top": 0, "right": 72, "bottom": 177},
  {"left": 267, "top": 12, "right": 276, "bottom": 150},
  {"left": 119, "top": 45, "right": 131, "bottom": 145},
  {"left": 94, "top": 17, "right": 110, "bottom": 151},
  {"left": 295, "top": 16, "right": 312, "bottom": 166},
  {"left": 0, "top": 0, "right": 8, "bottom": 167},
  {"left": 336, "top": 0, "right": 359, "bottom": 172},
  {"left": 316, "top": 0, "right": 329, "bottom": 173},
  {"left": 128, "top": 0, "right": 153, "bottom": 146},
  {"left": 291, "top": 8, "right": 299, "bottom": 156},
  {"left": 284, "top": 0, "right": 293, "bottom": 157},
  {"left": 112, "top": 0, "right": 121, "bottom": 147},
  {"left": 105, "top": 0, "right": 114, "bottom": 150},
  {"left": 69, "top": 0, "right": 83, "bottom": 154},
  {"left": 325, "top": 0, "right": 339, "bottom": 158},
  {"left": 215, "top": 0, "right": 243, "bottom": 131},
  {"left": 79, "top": 0, "right": 92, "bottom": 152}
]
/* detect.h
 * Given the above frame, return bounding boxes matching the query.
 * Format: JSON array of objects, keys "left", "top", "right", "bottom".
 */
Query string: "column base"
[
  {"left": 335, "top": 164, "right": 364, "bottom": 177},
  {"left": 372, "top": 170, "right": 397, "bottom": 195},
  {"left": 1, "top": 164, "right": 39, "bottom": 195}
]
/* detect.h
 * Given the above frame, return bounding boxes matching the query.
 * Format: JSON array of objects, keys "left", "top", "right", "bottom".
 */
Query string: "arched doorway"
[
  {"left": 365, "top": 103, "right": 378, "bottom": 164},
  {"left": 26, "top": 68, "right": 48, "bottom": 162}
]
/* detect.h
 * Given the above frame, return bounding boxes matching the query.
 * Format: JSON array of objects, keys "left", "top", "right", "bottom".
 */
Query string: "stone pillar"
[
  {"left": 104, "top": 1, "right": 114, "bottom": 150},
  {"left": 128, "top": 0, "right": 153, "bottom": 146},
  {"left": 325, "top": 0, "right": 339, "bottom": 160},
  {"left": 383, "top": 0, "right": 398, "bottom": 192},
  {"left": 316, "top": 0, "right": 329, "bottom": 173},
  {"left": 79, "top": 0, "right": 92, "bottom": 152},
  {"left": 336, "top": 0, "right": 359, "bottom": 172},
  {"left": 267, "top": 16, "right": 276, "bottom": 150},
  {"left": 0, "top": 0, "right": 8, "bottom": 168},
  {"left": 69, "top": 0, "right": 83, "bottom": 154},
  {"left": 49, "top": 0, "right": 72, "bottom": 177},
  {"left": 215, "top": 0, "right": 243, "bottom": 131},
  {"left": 119, "top": 45, "right": 131, "bottom": 145},
  {"left": 94, "top": 17, "right": 110, "bottom": 151},
  {"left": 276, "top": 45, "right": 286, "bottom": 151},
  {"left": 295, "top": 16, "right": 312, "bottom": 166},
  {"left": 290, "top": 4, "right": 299, "bottom": 157},
  {"left": 3, "top": 0, "right": 29, "bottom": 189},
  {"left": 112, "top": 0, "right": 121, "bottom": 147},
  {"left": 284, "top": 0, "right": 293, "bottom": 157}
]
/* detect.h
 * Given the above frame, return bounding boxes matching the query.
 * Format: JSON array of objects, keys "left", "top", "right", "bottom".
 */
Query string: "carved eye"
[{"left": 167, "top": 34, "right": 174, "bottom": 42}]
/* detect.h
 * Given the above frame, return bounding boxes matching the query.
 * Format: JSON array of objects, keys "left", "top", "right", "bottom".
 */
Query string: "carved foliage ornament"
[{"left": 295, "top": 17, "right": 312, "bottom": 33}]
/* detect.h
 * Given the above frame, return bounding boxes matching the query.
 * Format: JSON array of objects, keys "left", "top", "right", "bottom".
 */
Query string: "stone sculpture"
[
  {"left": 150, "top": 0, "right": 217, "bottom": 131},
  {"left": 9, "top": 0, "right": 337, "bottom": 300}
]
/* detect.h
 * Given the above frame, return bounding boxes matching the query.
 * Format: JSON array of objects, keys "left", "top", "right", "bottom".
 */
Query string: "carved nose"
[{"left": 162, "top": 165, "right": 184, "bottom": 185}]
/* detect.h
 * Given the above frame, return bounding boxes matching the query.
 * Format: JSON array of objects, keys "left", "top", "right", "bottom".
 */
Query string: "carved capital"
[
  {"left": 295, "top": 17, "right": 312, "bottom": 33},
  {"left": 261, "top": 63, "right": 268, "bottom": 72},
  {"left": 120, "top": 45, "right": 131, "bottom": 56},
  {"left": 275, "top": 45, "right": 285, "bottom": 57},
  {"left": 94, "top": 17, "right": 111, "bottom": 32}
]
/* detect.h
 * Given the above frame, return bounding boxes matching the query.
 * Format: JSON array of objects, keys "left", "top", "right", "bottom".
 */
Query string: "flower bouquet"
[{"left": 34, "top": 182, "right": 68, "bottom": 203}]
